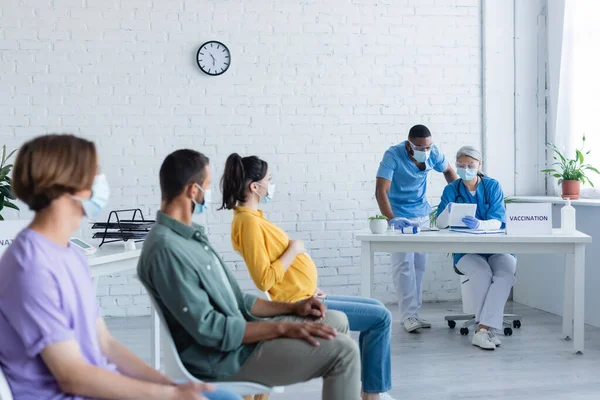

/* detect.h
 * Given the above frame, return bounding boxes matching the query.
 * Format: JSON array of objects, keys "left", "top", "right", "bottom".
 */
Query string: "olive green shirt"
[{"left": 137, "top": 212, "right": 260, "bottom": 380}]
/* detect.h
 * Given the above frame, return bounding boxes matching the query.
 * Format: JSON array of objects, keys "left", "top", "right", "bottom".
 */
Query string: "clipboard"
[{"left": 449, "top": 203, "right": 477, "bottom": 228}]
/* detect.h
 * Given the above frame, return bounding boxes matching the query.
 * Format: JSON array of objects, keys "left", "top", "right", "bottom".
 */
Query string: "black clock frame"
[{"left": 196, "top": 40, "right": 231, "bottom": 76}]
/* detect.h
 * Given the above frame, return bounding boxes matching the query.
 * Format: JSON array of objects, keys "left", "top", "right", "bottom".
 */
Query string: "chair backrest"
[
  {"left": 141, "top": 284, "right": 199, "bottom": 383},
  {"left": 0, "top": 365, "right": 14, "bottom": 400},
  {"left": 141, "top": 284, "right": 284, "bottom": 396}
]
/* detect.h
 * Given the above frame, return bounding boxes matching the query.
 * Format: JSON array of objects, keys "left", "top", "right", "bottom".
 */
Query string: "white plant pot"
[{"left": 369, "top": 219, "right": 388, "bottom": 234}]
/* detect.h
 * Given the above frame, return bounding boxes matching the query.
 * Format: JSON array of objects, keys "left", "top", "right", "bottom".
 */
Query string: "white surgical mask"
[
  {"left": 193, "top": 184, "right": 211, "bottom": 214},
  {"left": 72, "top": 174, "right": 110, "bottom": 218}
]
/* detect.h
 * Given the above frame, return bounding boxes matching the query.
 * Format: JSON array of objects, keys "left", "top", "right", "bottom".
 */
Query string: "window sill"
[{"left": 508, "top": 196, "right": 600, "bottom": 207}]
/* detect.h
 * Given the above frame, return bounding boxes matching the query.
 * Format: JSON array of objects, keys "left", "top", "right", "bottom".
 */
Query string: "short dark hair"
[
  {"left": 408, "top": 124, "right": 431, "bottom": 139},
  {"left": 159, "top": 149, "right": 209, "bottom": 203}
]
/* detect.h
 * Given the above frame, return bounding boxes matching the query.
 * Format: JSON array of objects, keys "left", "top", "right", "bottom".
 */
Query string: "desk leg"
[
  {"left": 573, "top": 244, "right": 585, "bottom": 354},
  {"left": 360, "top": 241, "right": 374, "bottom": 298},
  {"left": 150, "top": 301, "right": 161, "bottom": 370},
  {"left": 562, "top": 253, "right": 574, "bottom": 340}
]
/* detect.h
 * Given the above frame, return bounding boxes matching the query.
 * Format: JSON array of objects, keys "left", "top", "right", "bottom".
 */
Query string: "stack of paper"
[{"left": 449, "top": 229, "right": 505, "bottom": 235}]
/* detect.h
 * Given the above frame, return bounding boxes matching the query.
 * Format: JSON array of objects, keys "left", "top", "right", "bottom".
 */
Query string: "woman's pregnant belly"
[{"left": 269, "top": 252, "right": 318, "bottom": 303}]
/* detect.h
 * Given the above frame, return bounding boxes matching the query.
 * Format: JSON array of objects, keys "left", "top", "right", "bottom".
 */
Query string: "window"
[
  {"left": 571, "top": 0, "right": 600, "bottom": 186},
  {"left": 548, "top": 0, "right": 600, "bottom": 189}
]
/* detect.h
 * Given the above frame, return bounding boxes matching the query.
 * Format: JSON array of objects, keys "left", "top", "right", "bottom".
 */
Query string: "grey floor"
[{"left": 107, "top": 302, "right": 600, "bottom": 400}]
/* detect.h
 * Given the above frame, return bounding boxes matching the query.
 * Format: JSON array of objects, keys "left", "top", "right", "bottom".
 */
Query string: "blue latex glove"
[
  {"left": 389, "top": 217, "right": 414, "bottom": 230},
  {"left": 446, "top": 202, "right": 454, "bottom": 213},
  {"left": 462, "top": 216, "right": 481, "bottom": 230}
]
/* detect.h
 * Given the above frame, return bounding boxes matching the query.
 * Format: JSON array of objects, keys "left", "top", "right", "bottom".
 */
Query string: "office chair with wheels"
[{"left": 445, "top": 275, "right": 522, "bottom": 336}]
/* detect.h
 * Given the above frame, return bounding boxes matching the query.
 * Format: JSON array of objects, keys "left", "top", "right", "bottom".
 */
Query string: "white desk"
[
  {"left": 89, "top": 245, "right": 160, "bottom": 370},
  {"left": 356, "top": 229, "right": 592, "bottom": 354}
]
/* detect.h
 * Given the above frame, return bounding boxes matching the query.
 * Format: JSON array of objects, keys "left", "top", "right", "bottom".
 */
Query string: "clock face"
[{"left": 197, "top": 41, "right": 230, "bottom": 76}]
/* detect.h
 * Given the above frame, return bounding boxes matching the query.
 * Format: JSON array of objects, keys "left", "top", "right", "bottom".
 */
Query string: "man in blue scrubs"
[{"left": 375, "top": 125, "right": 458, "bottom": 332}]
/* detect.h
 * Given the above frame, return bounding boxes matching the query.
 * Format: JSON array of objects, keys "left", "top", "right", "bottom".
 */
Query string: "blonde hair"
[{"left": 12, "top": 134, "right": 97, "bottom": 211}]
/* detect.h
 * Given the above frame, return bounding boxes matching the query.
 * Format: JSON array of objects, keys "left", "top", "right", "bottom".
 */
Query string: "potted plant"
[
  {"left": 368, "top": 214, "right": 388, "bottom": 234},
  {"left": 541, "top": 136, "right": 599, "bottom": 200},
  {"left": 0, "top": 145, "right": 19, "bottom": 220}
]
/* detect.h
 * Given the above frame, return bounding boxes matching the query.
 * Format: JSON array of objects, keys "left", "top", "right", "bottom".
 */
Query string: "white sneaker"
[
  {"left": 472, "top": 329, "right": 496, "bottom": 350},
  {"left": 403, "top": 317, "right": 422, "bottom": 332},
  {"left": 379, "top": 393, "right": 398, "bottom": 400},
  {"left": 488, "top": 330, "right": 502, "bottom": 347},
  {"left": 417, "top": 318, "right": 432, "bottom": 328}
]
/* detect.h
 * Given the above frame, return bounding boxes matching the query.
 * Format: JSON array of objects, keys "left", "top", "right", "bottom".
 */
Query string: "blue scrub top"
[
  {"left": 436, "top": 175, "right": 506, "bottom": 265},
  {"left": 376, "top": 141, "right": 448, "bottom": 218}
]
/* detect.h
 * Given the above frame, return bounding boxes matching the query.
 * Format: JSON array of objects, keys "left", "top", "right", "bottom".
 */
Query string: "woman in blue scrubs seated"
[{"left": 435, "top": 146, "right": 517, "bottom": 351}]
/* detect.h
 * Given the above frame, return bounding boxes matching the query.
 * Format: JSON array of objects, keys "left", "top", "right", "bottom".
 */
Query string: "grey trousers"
[{"left": 222, "top": 310, "right": 361, "bottom": 400}]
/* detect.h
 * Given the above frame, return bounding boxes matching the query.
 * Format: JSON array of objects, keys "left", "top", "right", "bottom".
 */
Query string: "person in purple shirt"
[{"left": 0, "top": 134, "right": 241, "bottom": 400}]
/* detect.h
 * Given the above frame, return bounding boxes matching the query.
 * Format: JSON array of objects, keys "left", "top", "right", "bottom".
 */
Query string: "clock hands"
[{"left": 210, "top": 54, "right": 216, "bottom": 66}]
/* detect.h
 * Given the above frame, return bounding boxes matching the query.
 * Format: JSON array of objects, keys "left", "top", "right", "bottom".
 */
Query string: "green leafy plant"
[
  {"left": 429, "top": 206, "right": 439, "bottom": 228},
  {"left": 368, "top": 214, "right": 388, "bottom": 221},
  {"left": 0, "top": 145, "right": 19, "bottom": 220},
  {"left": 541, "top": 136, "right": 599, "bottom": 186}
]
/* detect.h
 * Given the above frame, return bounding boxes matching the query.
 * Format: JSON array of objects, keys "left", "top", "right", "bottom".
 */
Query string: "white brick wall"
[{"left": 0, "top": 0, "right": 482, "bottom": 316}]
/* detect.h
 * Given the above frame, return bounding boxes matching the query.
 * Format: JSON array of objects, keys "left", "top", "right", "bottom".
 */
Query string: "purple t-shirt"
[{"left": 0, "top": 229, "right": 117, "bottom": 400}]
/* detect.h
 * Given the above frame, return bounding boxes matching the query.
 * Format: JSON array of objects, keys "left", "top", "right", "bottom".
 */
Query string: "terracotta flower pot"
[{"left": 561, "top": 180, "right": 581, "bottom": 200}]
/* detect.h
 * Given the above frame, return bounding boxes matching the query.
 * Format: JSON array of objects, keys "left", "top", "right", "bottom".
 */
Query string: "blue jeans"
[
  {"left": 323, "top": 295, "right": 392, "bottom": 393},
  {"left": 204, "top": 389, "right": 243, "bottom": 400}
]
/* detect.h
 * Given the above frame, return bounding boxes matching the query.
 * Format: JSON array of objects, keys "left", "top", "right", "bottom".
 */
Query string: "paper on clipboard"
[
  {"left": 450, "top": 229, "right": 504, "bottom": 235},
  {"left": 449, "top": 204, "right": 477, "bottom": 228}
]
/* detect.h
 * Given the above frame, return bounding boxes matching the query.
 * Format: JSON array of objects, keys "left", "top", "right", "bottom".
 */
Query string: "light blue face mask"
[
  {"left": 72, "top": 174, "right": 110, "bottom": 218},
  {"left": 413, "top": 150, "right": 430, "bottom": 163},
  {"left": 457, "top": 168, "right": 478, "bottom": 181},
  {"left": 256, "top": 183, "right": 275, "bottom": 204},
  {"left": 193, "top": 184, "right": 211, "bottom": 215}
]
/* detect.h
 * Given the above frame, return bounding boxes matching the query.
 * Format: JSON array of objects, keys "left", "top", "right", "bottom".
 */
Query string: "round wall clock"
[{"left": 196, "top": 41, "right": 231, "bottom": 76}]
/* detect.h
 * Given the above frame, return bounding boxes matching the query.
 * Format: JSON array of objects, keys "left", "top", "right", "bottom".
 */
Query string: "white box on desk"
[{"left": 505, "top": 203, "right": 552, "bottom": 235}]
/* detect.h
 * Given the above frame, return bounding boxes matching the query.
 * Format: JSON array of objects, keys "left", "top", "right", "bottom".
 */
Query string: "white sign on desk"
[
  {"left": 505, "top": 203, "right": 552, "bottom": 235},
  {"left": 0, "top": 220, "right": 30, "bottom": 255}
]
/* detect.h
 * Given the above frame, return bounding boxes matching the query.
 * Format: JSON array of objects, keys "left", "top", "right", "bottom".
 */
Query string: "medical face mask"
[
  {"left": 193, "top": 184, "right": 211, "bottom": 215},
  {"left": 457, "top": 168, "right": 478, "bottom": 181},
  {"left": 73, "top": 174, "right": 110, "bottom": 218},
  {"left": 413, "top": 150, "right": 430, "bottom": 163},
  {"left": 256, "top": 183, "right": 275, "bottom": 203}
]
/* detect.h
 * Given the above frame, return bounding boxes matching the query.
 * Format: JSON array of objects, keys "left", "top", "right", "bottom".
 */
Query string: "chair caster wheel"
[
  {"left": 460, "top": 328, "right": 469, "bottom": 336},
  {"left": 448, "top": 320, "right": 456, "bottom": 329},
  {"left": 513, "top": 320, "right": 521, "bottom": 329},
  {"left": 504, "top": 327, "right": 513, "bottom": 336}
]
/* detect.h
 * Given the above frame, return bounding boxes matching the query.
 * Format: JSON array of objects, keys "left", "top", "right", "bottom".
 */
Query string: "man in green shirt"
[{"left": 138, "top": 149, "right": 361, "bottom": 400}]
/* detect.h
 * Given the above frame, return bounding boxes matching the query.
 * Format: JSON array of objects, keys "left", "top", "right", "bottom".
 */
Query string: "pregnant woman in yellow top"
[{"left": 220, "top": 154, "right": 395, "bottom": 400}]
